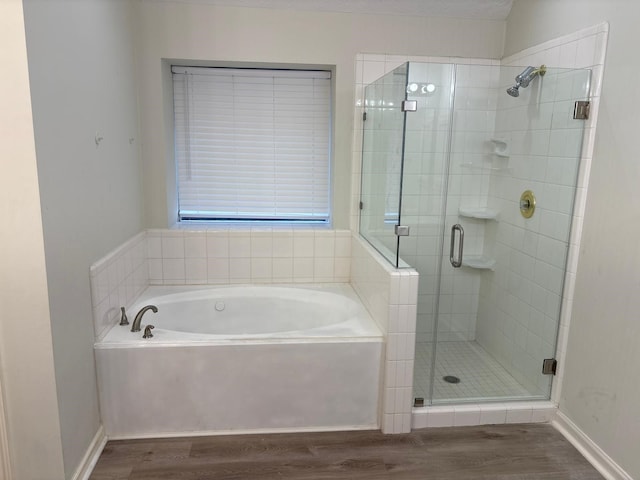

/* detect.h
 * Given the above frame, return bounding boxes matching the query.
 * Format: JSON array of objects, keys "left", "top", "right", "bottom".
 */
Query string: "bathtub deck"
[{"left": 89, "top": 424, "right": 603, "bottom": 479}]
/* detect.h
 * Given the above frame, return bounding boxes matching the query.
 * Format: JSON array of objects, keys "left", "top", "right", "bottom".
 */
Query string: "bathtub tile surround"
[
  {"left": 147, "top": 229, "right": 351, "bottom": 285},
  {"left": 89, "top": 232, "right": 148, "bottom": 340},
  {"left": 351, "top": 235, "right": 418, "bottom": 434},
  {"left": 90, "top": 228, "right": 351, "bottom": 341}
]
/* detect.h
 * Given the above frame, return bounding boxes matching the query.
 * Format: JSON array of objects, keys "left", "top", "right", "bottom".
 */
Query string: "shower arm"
[{"left": 507, "top": 65, "right": 547, "bottom": 97}]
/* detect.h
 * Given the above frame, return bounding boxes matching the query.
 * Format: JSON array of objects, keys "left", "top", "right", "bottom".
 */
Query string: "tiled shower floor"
[{"left": 413, "top": 341, "right": 532, "bottom": 404}]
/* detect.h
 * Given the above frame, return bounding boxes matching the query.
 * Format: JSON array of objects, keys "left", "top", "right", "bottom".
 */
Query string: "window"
[{"left": 172, "top": 66, "right": 332, "bottom": 223}]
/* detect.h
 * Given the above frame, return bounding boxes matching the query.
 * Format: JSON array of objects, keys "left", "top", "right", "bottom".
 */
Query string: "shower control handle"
[
  {"left": 450, "top": 224, "right": 464, "bottom": 268},
  {"left": 142, "top": 325, "right": 155, "bottom": 339}
]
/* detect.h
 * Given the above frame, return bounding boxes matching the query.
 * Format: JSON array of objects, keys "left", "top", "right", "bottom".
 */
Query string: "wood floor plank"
[
  {"left": 89, "top": 424, "right": 604, "bottom": 480},
  {"left": 189, "top": 433, "right": 315, "bottom": 461},
  {"left": 128, "top": 457, "right": 389, "bottom": 480},
  {"left": 91, "top": 438, "right": 192, "bottom": 474}
]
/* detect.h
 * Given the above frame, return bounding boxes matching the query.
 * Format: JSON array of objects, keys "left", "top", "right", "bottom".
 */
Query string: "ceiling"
[{"left": 164, "top": 0, "right": 514, "bottom": 20}]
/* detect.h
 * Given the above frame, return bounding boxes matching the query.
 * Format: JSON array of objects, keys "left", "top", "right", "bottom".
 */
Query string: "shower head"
[
  {"left": 506, "top": 65, "right": 546, "bottom": 97},
  {"left": 506, "top": 85, "right": 520, "bottom": 97}
]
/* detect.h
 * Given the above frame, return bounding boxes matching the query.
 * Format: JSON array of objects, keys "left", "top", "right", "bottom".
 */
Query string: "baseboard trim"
[
  {"left": 71, "top": 425, "right": 107, "bottom": 480},
  {"left": 552, "top": 411, "right": 632, "bottom": 480},
  {"left": 108, "top": 423, "right": 379, "bottom": 441}
]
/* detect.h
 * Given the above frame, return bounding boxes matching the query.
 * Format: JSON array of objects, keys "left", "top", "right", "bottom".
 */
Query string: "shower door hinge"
[
  {"left": 573, "top": 101, "right": 590, "bottom": 120},
  {"left": 542, "top": 358, "right": 558, "bottom": 375},
  {"left": 359, "top": 201, "right": 364, "bottom": 210},
  {"left": 395, "top": 225, "right": 410, "bottom": 236},
  {"left": 402, "top": 100, "right": 418, "bottom": 112},
  {"left": 363, "top": 111, "right": 367, "bottom": 122}
]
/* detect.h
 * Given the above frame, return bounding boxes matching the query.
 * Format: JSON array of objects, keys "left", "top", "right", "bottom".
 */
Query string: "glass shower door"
[
  {"left": 397, "top": 62, "right": 456, "bottom": 401},
  {"left": 360, "top": 63, "right": 409, "bottom": 267},
  {"left": 404, "top": 62, "right": 592, "bottom": 405}
]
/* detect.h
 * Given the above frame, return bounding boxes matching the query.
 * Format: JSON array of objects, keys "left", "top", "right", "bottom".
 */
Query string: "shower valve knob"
[
  {"left": 520, "top": 190, "right": 536, "bottom": 218},
  {"left": 143, "top": 325, "right": 155, "bottom": 339},
  {"left": 119, "top": 306, "right": 129, "bottom": 326}
]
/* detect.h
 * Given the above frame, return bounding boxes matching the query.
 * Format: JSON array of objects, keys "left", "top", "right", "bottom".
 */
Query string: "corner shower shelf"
[
  {"left": 458, "top": 207, "right": 499, "bottom": 221},
  {"left": 461, "top": 162, "right": 512, "bottom": 174},
  {"left": 462, "top": 256, "right": 496, "bottom": 271}
]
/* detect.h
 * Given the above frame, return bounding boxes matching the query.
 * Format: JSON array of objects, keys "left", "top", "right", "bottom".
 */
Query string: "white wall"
[
  {"left": 133, "top": 0, "right": 505, "bottom": 230},
  {"left": 0, "top": 0, "right": 65, "bottom": 478},
  {"left": 22, "top": 0, "right": 143, "bottom": 477},
  {"left": 507, "top": 2, "right": 640, "bottom": 477}
]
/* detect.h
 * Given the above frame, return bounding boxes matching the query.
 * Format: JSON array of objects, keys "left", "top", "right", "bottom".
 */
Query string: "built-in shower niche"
[{"left": 359, "top": 61, "right": 591, "bottom": 406}]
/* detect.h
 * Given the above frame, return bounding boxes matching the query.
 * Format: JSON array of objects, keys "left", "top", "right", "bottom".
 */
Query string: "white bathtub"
[{"left": 95, "top": 284, "right": 383, "bottom": 438}]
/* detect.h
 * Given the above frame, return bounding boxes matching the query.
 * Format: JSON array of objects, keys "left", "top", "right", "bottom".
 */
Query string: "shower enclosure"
[{"left": 360, "top": 61, "right": 590, "bottom": 405}]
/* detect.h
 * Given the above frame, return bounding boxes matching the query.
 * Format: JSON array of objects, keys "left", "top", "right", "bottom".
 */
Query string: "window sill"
[{"left": 170, "top": 220, "right": 335, "bottom": 232}]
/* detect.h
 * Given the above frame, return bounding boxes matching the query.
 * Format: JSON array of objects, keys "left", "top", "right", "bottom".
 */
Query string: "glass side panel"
[
  {"left": 360, "top": 63, "right": 408, "bottom": 267},
  {"left": 430, "top": 64, "right": 591, "bottom": 405}
]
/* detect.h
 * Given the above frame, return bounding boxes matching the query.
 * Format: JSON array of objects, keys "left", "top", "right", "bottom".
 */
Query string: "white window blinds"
[{"left": 172, "top": 66, "right": 331, "bottom": 223}]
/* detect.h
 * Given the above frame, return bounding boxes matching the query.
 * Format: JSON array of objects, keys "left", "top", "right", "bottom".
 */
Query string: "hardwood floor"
[{"left": 90, "top": 424, "right": 604, "bottom": 479}]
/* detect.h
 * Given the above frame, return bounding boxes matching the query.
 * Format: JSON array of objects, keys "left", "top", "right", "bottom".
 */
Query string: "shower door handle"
[{"left": 449, "top": 224, "right": 464, "bottom": 268}]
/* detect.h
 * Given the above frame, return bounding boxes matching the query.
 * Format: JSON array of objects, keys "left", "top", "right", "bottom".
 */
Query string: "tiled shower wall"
[
  {"left": 475, "top": 65, "right": 590, "bottom": 395},
  {"left": 410, "top": 63, "right": 500, "bottom": 343},
  {"left": 477, "top": 23, "right": 608, "bottom": 401}
]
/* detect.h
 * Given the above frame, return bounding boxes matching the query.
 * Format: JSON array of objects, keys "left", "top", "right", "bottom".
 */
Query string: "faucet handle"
[
  {"left": 142, "top": 325, "right": 155, "bottom": 339},
  {"left": 119, "top": 307, "right": 129, "bottom": 326}
]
